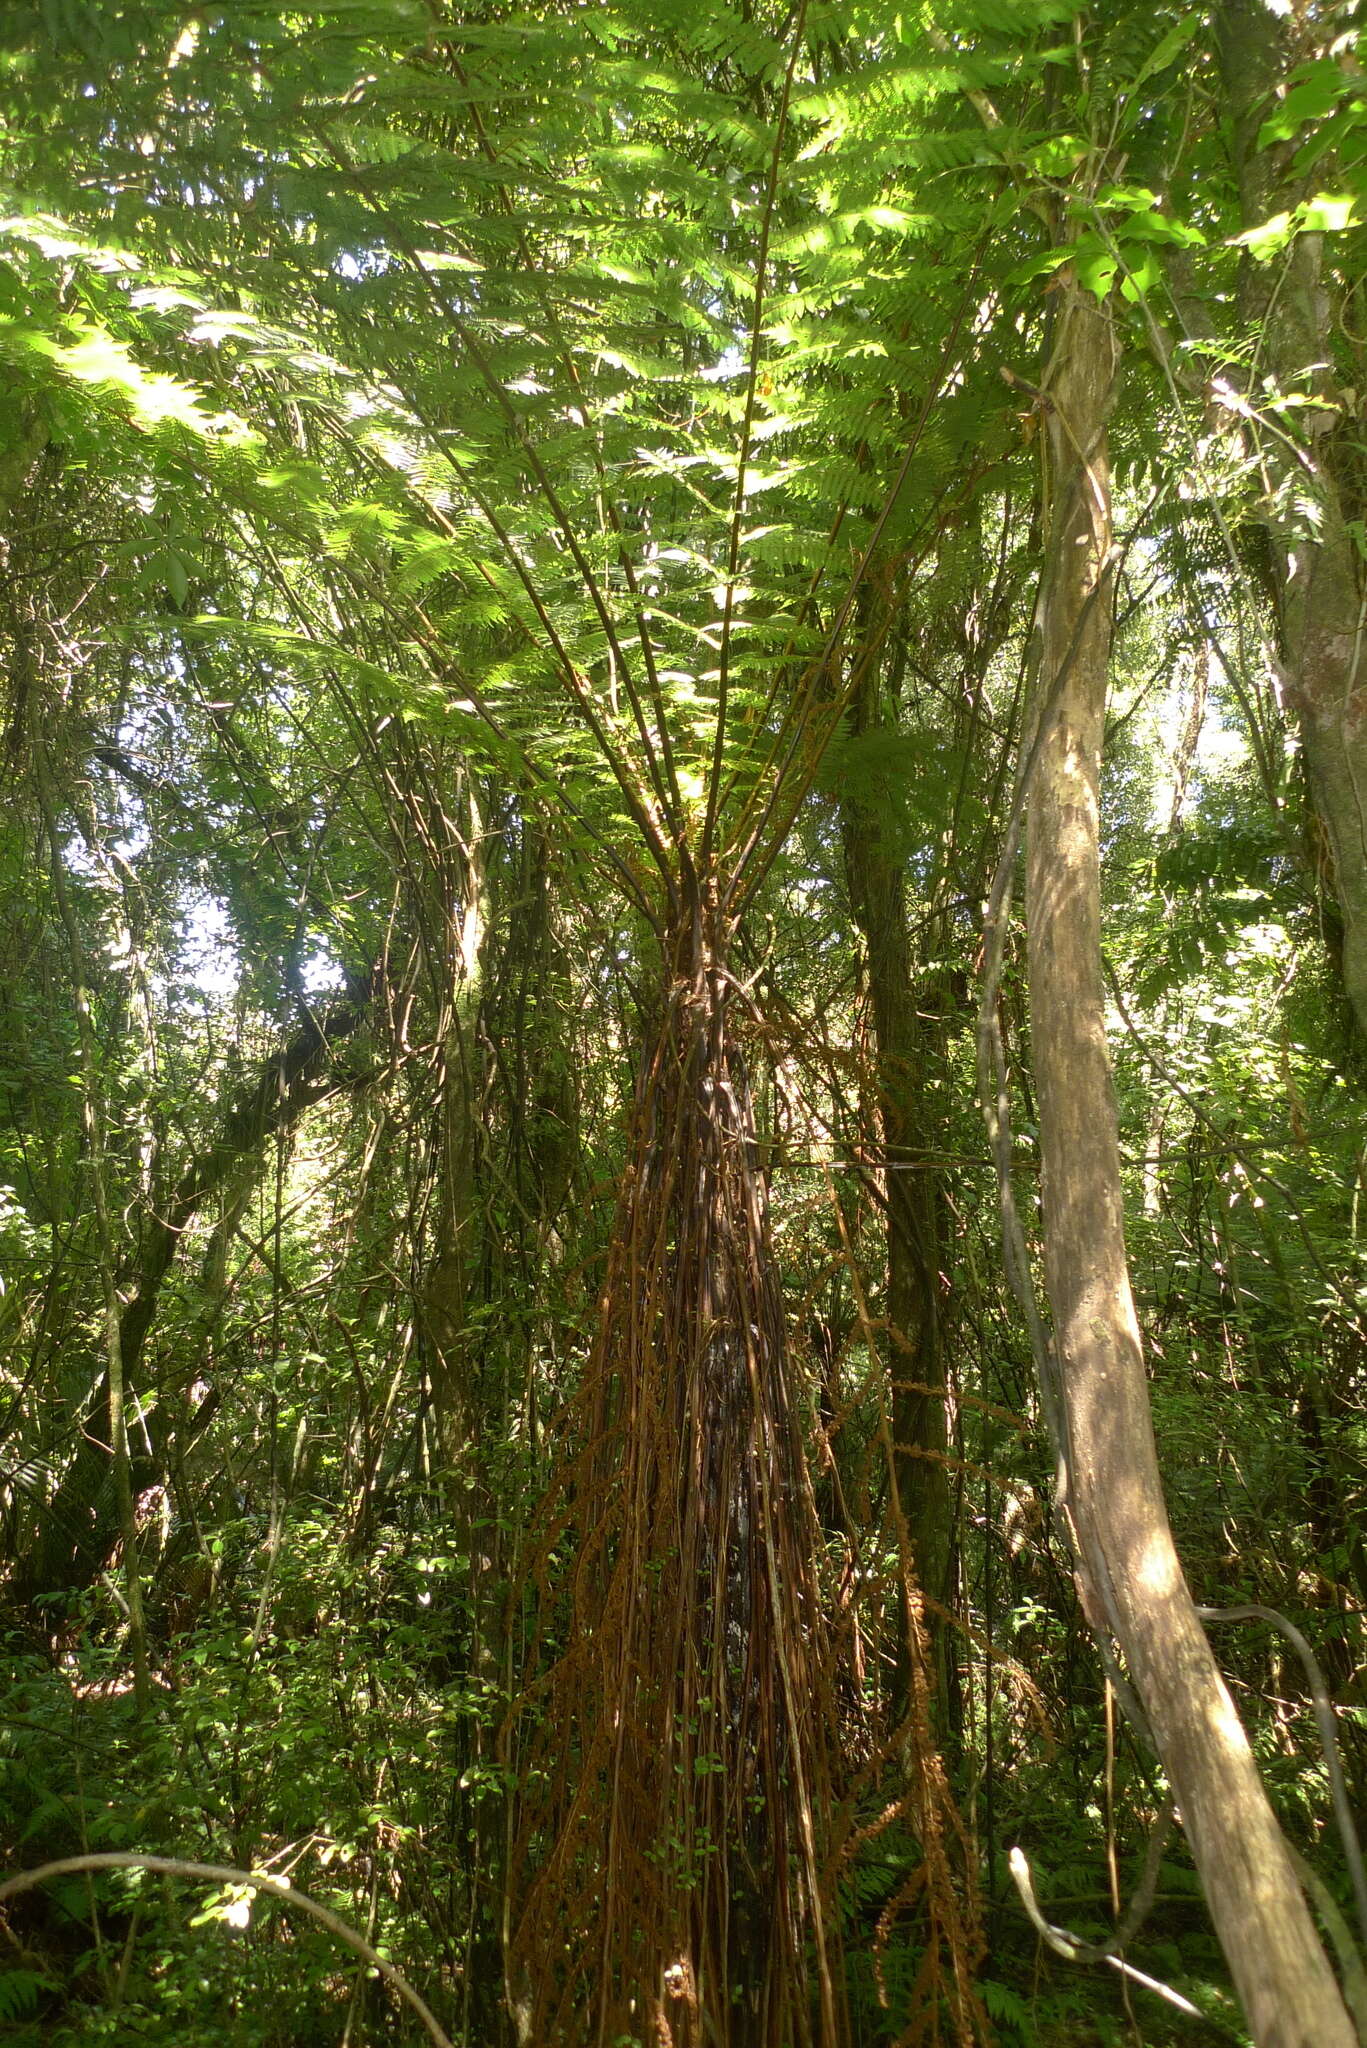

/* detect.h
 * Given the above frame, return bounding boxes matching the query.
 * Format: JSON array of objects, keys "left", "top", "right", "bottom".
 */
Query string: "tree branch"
[{"left": 0, "top": 1854, "right": 454, "bottom": 2048}]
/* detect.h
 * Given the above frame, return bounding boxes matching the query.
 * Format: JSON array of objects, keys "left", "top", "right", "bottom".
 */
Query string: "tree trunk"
[
  {"left": 1218, "top": 0, "right": 1367, "bottom": 1041},
  {"left": 421, "top": 782, "right": 487, "bottom": 1486},
  {"left": 840, "top": 663, "right": 952, "bottom": 1717},
  {"left": 1024, "top": 273, "right": 1355, "bottom": 2048},
  {"left": 508, "top": 879, "right": 844, "bottom": 2047}
]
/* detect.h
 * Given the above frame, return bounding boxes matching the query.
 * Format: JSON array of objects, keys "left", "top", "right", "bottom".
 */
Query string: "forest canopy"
[{"left": 0, "top": 2, "right": 1364, "bottom": 2044}]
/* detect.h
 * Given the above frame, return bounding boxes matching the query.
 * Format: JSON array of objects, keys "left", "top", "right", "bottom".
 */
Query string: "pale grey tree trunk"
[
  {"left": 1025, "top": 273, "right": 1356, "bottom": 2048},
  {"left": 1218, "top": 0, "right": 1367, "bottom": 1038}
]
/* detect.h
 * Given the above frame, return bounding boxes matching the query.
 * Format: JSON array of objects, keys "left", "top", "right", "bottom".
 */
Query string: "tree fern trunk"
[{"left": 509, "top": 881, "right": 842, "bottom": 2046}]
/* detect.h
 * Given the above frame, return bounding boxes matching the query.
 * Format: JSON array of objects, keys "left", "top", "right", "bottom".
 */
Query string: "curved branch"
[
  {"left": 1007, "top": 1815, "right": 1205, "bottom": 2023},
  {"left": 1197, "top": 1602, "right": 1367, "bottom": 1955},
  {"left": 0, "top": 1854, "right": 454, "bottom": 2048}
]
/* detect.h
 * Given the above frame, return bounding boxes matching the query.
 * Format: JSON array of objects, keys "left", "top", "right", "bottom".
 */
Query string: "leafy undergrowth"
[
  {"left": 1, "top": 1509, "right": 508, "bottom": 2047},
  {"left": 4, "top": 1479, "right": 1351, "bottom": 2045},
  {"left": 3, "top": 1586, "right": 1264, "bottom": 2048}
]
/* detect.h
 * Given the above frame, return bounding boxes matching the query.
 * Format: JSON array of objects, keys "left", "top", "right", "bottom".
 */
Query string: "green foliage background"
[{"left": 1, "top": 0, "right": 1364, "bottom": 2041}]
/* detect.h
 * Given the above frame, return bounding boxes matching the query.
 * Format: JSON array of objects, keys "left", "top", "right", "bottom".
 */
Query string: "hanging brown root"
[
  {"left": 507, "top": 900, "right": 837, "bottom": 2045},
  {"left": 507, "top": 899, "right": 986, "bottom": 2047}
]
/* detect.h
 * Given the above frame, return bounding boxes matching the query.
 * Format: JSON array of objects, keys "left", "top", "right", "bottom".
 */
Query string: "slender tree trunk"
[
  {"left": 35, "top": 756, "right": 150, "bottom": 1708},
  {"left": 1143, "top": 639, "right": 1208, "bottom": 1217},
  {"left": 421, "top": 780, "right": 487, "bottom": 1486},
  {"left": 840, "top": 664, "right": 952, "bottom": 1716},
  {"left": 1218, "top": 0, "right": 1367, "bottom": 1040},
  {"left": 1025, "top": 274, "right": 1355, "bottom": 2048}
]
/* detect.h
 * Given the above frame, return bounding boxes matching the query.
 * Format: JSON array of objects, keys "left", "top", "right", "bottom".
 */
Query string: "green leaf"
[
  {"left": 1258, "top": 58, "right": 1352, "bottom": 148},
  {"left": 1073, "top": 231, "right": 1118, "bottom": 301},
  {"left": 0, "top": 1970, "right": 58, "bottom": 2022},
  {"left": 1094, "top": 186, "right": 1205, "bottom": 247},
  {"left": 1301, "top": 191, "right": 1359, "bottom": 232},
  {"left": 1129, "top": 11, "right": 1201, "bottom": 90},
  {"left": 1231, "top": 192, "right": 1359, "bottom": 260},
  {"left": 1230, "top": 208, "right": 1296, "bottom": 260}
]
